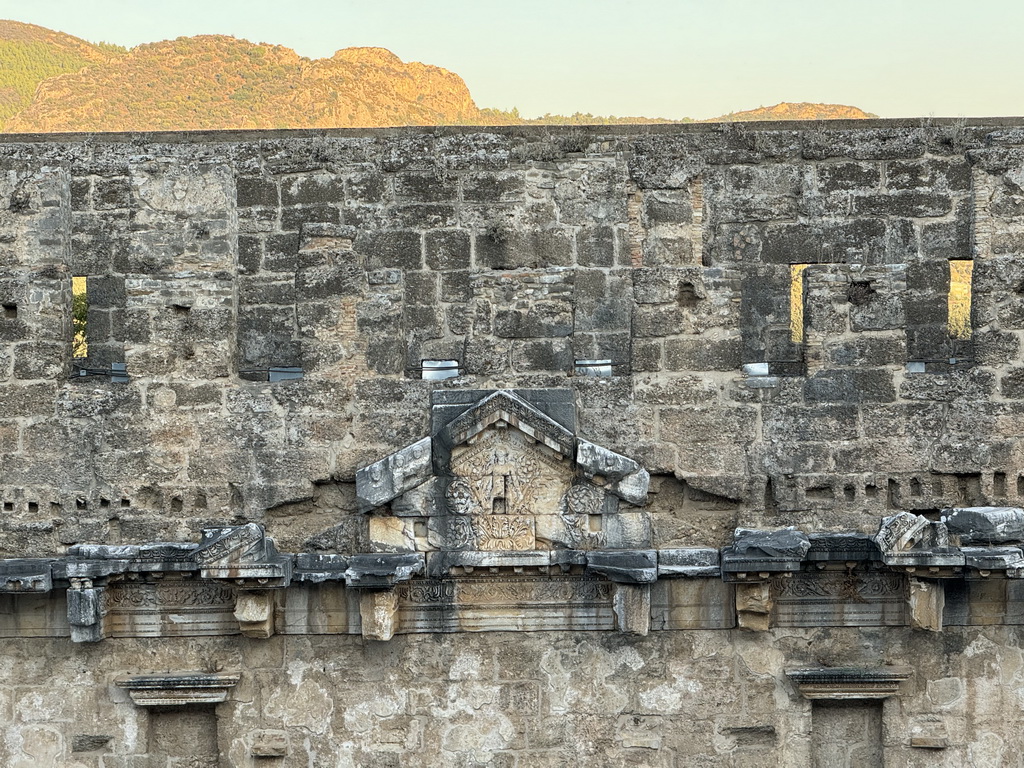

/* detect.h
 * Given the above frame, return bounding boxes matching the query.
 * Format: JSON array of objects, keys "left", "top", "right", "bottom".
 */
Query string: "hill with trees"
[
  {"left": 705, "top": 102, "right": 878, "bottom": 122},
  {"left": 0, "top": 20, "right": 125, "bottom": 127},
  {"left": 0, "top": 20, "right": 877, "bottom": 132}
]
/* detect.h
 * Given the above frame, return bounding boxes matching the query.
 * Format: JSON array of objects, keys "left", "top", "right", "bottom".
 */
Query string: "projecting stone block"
[
  {"left": 234, "top": 590, "right": 275, "bottom": 638},
  {"left": 356, "top": 437, "right": 433, "bottom": 511},
  {"left": 945, "top": 507, "right": 1024, "bottom": 544},
  {"left": 657, "top": 548, "right": 721, "bottom": 578},
  {"left": 586, "top": 550, "right": 657, "bottom": 584},
  {"left": 908, "top": 578, "right": 944, "bottom": 632}
]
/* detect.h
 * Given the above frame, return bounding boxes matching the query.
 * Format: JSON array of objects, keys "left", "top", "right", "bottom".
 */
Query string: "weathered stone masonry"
[{"left": 1, "top": 120, "right": 1024, "bottom": 765}]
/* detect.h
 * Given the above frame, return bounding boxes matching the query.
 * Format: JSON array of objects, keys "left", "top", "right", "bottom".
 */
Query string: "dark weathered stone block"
[
  {"left": 425, "top": 230, "right": 470, "bottom": 271},
  {"left": 803, "top": 369, "right": 896, "bottom": 404},
  {"left": 356, "top": 230, "right": 423, "bottom": 270},
  {"left": 236, "top": 177, "right": 279, "bottom": 208}
]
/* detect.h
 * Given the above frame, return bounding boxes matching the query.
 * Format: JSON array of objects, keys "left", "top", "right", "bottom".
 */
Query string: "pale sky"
[{"left": 2, "top": 0, "right": 1022, "bottom": 120}]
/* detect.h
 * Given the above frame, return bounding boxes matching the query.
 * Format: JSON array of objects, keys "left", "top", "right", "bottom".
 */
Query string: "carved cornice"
[
  {"left": 787, "top": 667, "right": 911, "bottom": 700},
  {"left": 116, "top": 672, "right": 240, "bottom": 707}
]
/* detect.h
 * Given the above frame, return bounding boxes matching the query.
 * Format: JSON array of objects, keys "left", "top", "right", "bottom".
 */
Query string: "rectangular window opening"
[
  {"left": 790, "top": 264, "right": 808, "bottom": 344},
  {"left": 421, "top": 360, "right": 460, "bottom": 380},
  {"left": 948, "top": 259, "right": 973, "bottom": 340},
  {"left": 2, "top": 304, "right": 16, "bottom": 319},
  {"left": 574, "top": 359, "right": 613, "bottom": 378},
  {"left": 239, "top": 367, "right": 305, "bottom": 383},
  {"left": 72, "top": 276, "right": 88, "bottom": 358}
]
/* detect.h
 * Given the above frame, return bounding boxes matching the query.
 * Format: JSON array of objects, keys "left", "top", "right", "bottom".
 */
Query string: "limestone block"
[
  {"left": 602, "top": 512, "right": 653, "bottom": 549},
  {"left": 250, "top": 729, "right": 289, "bottom": 757},
  {"left": 736, "top": 582, "right": 772, "bottom": 631},
  {"left": 650, "top": 579, "right": 735, "bottom": 629},
  {"left": 576, "top": 439, "right": 649, "bottom": 505},
  {"left": 234, "top": 591, "right": 275, "bottom": 639},
  {"left": 360, "top": 589, "right": 399, "bottom": 641},
  {"left": 908, "top": 578, "right": 944, "bottom": 632},
  {"left": 369, "top": 516, "right": 417, "bottom": 552},
  {"left": 614, "top": 584, "right": 651, "bottom": 635}
]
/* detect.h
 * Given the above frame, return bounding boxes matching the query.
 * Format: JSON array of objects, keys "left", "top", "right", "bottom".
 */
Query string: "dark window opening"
[
  {"left": 2, "top": 304, "right": 16, "bottom": 319},
  {"left": 239, "top": 366, "right": 305, "bottom": 383}
]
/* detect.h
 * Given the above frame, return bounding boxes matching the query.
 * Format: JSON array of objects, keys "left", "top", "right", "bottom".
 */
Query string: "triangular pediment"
[
  {"left": 355, "top": 389, "right": 649, "bottom": 513},
  {"left": 439, "top": 390, "right": 575, "bottom": 458}
]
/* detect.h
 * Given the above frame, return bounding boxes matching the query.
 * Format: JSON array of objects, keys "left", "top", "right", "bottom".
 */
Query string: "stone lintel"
[
  {"left": 116, "top": 672, "right": 240, "bottom": 707},
  {"left": 345, "top": 553, "right": 424, "bottom": 588},
  {"left": 881, "top": 550, "right": 965, "bottom": 570},
  {"left": 586, "top": 550, "right": 658, "bottom": 583},
  {"left": 198, "top": 561, "right": 292, "bottom": 587},
  {"left": 657, "top": 548, "right": 721, "bottom": 578},
  {"left": 0, "top": 559, "right": 55, "bottom": 593},
  {"left": 962, "top": 546, "right": 1024, "bottom": 572},
  {"left": 426, "top": 549, "right": 586, "bottom": 579},
  {"left": 944, "top": 506, "right": 1024, "bottom": 544},
  {"left": 787, "top": 667, "right": 911, "bottom": 700}
]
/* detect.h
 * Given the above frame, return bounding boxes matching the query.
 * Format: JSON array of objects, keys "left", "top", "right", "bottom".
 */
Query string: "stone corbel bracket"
[
  {"left": 116, "top": 672, "right": 240, "bottom": 707},
  {"left": 585, "top": 551, "right": 658, "bottom": 636},
  {"left": 787, "top": 667, "right": 912, "bottom": 700},
  {"left": 346, "top": 553, "right": 425, "bottom": 642},
  {"left": 721, "top": 528, "right": 811, "bottom": 631}
]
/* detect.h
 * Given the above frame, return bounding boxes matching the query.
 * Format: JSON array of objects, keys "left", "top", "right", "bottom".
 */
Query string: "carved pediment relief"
[{"left": 355, "top": 389, "right": 650, "bottom": 554}]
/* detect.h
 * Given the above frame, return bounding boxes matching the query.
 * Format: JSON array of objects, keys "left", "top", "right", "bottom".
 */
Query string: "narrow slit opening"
[
  {"left": 948, "top": 259, "right": 973, "bottom": 340},
  {"left": 790, "top": 264, "right": 808, "bottom": 343},
  {"left": 72, "top": 276, "right": 88, "bottom": 358}
]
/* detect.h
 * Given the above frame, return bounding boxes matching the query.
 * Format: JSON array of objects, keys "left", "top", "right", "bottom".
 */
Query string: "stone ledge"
[
  {"left": 116, "top": 672, "right": 240, "bottom": 707},
  {"left": 787, "top": 667, "right": 912, "bottom": 700}
]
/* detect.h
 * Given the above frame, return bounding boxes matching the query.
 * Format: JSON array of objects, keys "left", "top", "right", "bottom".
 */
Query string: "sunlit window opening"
[
  {"left": 948, "top": 260, "right": 973, "bottom": 340},
  {"left": 72, "top": 276, "right": 88, "bottom": 358},
  {"left": 790, "top": 264, "right": 808, "bottom": 343}
]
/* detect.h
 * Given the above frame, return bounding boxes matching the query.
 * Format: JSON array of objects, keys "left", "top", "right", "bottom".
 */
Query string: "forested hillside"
[
  {"left": 0, "top": 20, "right": 125, "bottom": 127},
  {"left": 0, "top": 20, "right": 877, "bottom": 132}
]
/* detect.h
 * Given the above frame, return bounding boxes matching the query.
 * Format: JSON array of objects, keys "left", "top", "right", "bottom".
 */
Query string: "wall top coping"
[{"left": 0, "top": 117, "right": 1021, "bottom": 145}]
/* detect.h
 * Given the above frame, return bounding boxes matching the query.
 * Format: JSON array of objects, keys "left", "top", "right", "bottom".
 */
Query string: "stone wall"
[{"left": 0, "top": 120, "right": 1023, "bottom": 765}]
